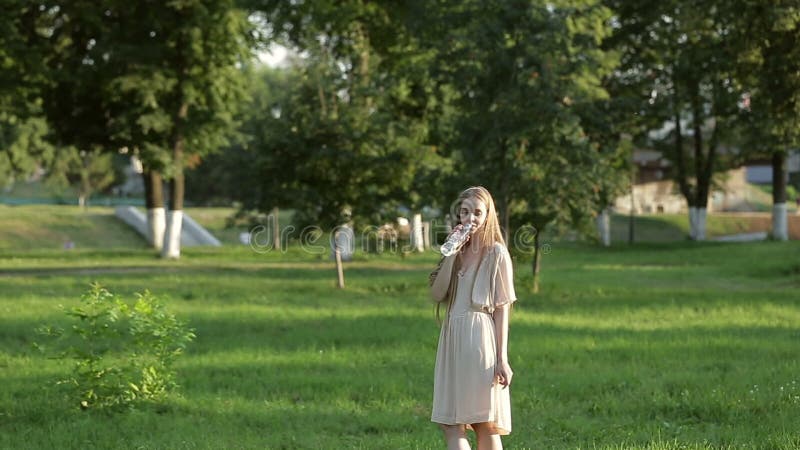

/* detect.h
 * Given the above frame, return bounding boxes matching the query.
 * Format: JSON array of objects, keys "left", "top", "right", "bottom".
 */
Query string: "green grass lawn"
[
  {"left": 0, "top": 204, "right": 289, "bottom": 249},
  {"left": 2, "top": 203, "right": 791, "bottom": 254},
  {"left": 0, "top": 204, "right": 148, "bottom": 250},
  {"left": 1, "top": 239, "right": 799, "bottom": 449},
  {"left": 609, "top": 213, "right": 780, "bottom": 243}
]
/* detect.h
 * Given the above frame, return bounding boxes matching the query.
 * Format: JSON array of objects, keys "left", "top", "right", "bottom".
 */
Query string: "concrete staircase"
[{"left": 114, "top": 206, "right": 221, "bottom": 247}]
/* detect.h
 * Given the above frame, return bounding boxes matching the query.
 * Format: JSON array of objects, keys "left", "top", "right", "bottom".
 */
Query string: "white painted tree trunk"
[
  {"left": 688, "top": 207, "right": 697, "bottom": 240},
  {"left": 161, "top": 210, "right": 183, "bottom": 259},
  {"left": 596, "top": 208, "right": 611, "bottom": 247},
  {"left": 147, "top": 207, "right": 166, "bottom": 250},
  {"left": 772, "top": 203, "right": 788, "bottom": 241},
  {"left": 695, "top": 207, "right": 707, "bottom": 241},
  {"left": 411, "top": 213, "right": 424, "bottom": 252},
  {"left": 271, "top": 207, "right": 281, "bottom": 251}
]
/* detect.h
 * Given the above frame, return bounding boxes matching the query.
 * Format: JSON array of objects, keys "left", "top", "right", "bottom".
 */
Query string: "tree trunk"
[
  {"left": 772, "top": 151, "right": 788, "bottom": 240},
  {"left": 689, "top": 83, "right": 708, "bottom": 241},
  {"left": 672, "top": 77, "right": 700, "bottom": 240},
  {"left": 629, "top": 162, "right": 635, "bottom": 244},
  {"left": 80, "top": 164, "right": 90, "bottom": 209},
  {"left": 162, "top": 103, "right": 188, "bottom": 259},
  {"left": 143, "top": 170, "right": 165, "bottom": 250},
  {"left": 596, "top": 208, "right": 610, "bottom": 247},
  {"left": 531, "top": 231, "right": 541, "bottom": 293},
  {"left": 271, "top": 206, "right": 281, "bottom": 251},
  {"left": 675, "top": 101, "right": 697, "bottom": 240},
  {"left": 411, "top": 213, "right": 424, "bottom": 252},
  {"left": 673, "top": 83, "right": 692, "bottom": 203},
  {"left": 162, "top": 174, "right": 184, "bottom": 259},
  {"left": 502, "top": 194, "right": 511, "bottom": 245},
  {"left": 688, "top": 206, "right": 697, "bottom": 240},
  {"left": 694, "top": 207, "right": 707, "bottom": 241},
  {"left": 335, "top": 231, "right": 345, "bottom": 289},
  {"left": 356, "top": 22, "right": 372, "bottom": 110}
]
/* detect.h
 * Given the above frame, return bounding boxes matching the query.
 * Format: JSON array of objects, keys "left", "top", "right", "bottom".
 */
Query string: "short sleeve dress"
[{"left": 431, "top": 243, "right": 517, "bottom": 435}]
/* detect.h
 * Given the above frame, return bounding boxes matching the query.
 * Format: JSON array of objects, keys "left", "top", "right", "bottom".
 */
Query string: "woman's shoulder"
[{"left": 489, "top": 242, "right": 510, "bottom": 258}]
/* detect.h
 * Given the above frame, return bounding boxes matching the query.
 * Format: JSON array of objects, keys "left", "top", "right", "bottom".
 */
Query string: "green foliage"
[
  {"left": 244, "top": 1, "right": 625, "bottom": 238},
  {"left": 735, "top": 1, "right": 800, "bottom": 156},
  {"left": 185, "top": 66, "right": 293, "bottom": 207},
  {"left": 245, "top": 2, "right": 446, "bottom": 228},
  {"left": 36, "top": 283, "right": 195, "bottom": 410},
  {"left": 45, "top": 147, "right": 117, "bottom": 207},
  {"left": 0, "top": 112, "right": 54, "bottom": 187},
  {"left": 0, "top": 2, "right": 48, "bottom": 115},
  {"left": 0, "top": 111, "right": 119, "bottom": 205},
  {"left": 25, "top": 0, "right": 250, "bottom": 160},
  {"left": 605, "top": 0, "right": 752, "bottom": 208},
  {"left": 409, "top": 0, "right": 623, "bottom": 236}
]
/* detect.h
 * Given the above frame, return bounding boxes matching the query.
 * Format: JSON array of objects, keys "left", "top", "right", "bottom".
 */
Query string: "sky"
[{"left": 255, "top": 43, "right": 289, "bottom": 68}]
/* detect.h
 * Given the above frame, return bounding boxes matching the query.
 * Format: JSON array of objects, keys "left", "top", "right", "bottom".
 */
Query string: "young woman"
[{"left": 429, "top": 186, "right": 517, "bottom": 450}]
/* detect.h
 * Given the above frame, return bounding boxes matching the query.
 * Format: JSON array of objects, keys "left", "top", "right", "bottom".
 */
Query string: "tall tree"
[
  {"left": 0, "top": 114, "right": 54, "bottom": 188},
  {"left": 252, "top": 1, "right": 445, "bottom": 231},
  {"left": 605, "top": 0, "right": 748, "bottom": 241},
  {"left": 411, "top": 0, "right": 619, "bottom": 283},
  {"left": 46, "top": 147, "right": 116, "bottom": 208},
  {"left": 0, "top": 2, "right": 55, "bottom": 186},
  {"left": 24, "top": 1, "right": 251, "bottom": 257},
  {"left": 575, "top": 101, "right": 634, "bottom": 247},
  {"left": 736, "top": 1, "right": 800, "bottom": 241}
]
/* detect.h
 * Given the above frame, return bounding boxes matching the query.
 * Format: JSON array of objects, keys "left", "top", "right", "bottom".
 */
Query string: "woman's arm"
[
  {"left": 430, "top": 254, "right": 457, "bottom": 301},
  {"left": 493, "top": 304, "right": 513, "bottom": 388}
]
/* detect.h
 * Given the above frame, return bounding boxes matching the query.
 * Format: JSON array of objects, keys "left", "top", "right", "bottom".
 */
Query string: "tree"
[
  {"left": 410, "top": 0, "right": 620, "bottom": 286},
  {"left": 47, "top": 147, "right": 116, "bottom": 208},
  {"left": 183, "top": 65, "right": 293, "bottom": 248},
  {"left": 0, "top": 2, "right": 55, "bottom": 187},
  {"left": 251, "top": 1, "right": 446, "bottom": 232},
  {"left": 605, "top": 0, "right": 749, "bottom": 241},
  {"left": 24, "top": 1, "right": 251, "bottom": 257},
  {"left": 0, "top": 114, "right": 54, "bottom": 188},
  {"left": 575, "top": 102, "right": 634, "bottom": 247},
  {"left": 736, "top": 2, "right": 800, "bottom": 241}
]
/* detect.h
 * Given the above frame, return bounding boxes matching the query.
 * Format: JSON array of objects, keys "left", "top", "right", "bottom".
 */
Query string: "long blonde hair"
[
  {"left": 453, "top": 186, "right": 506, "bottom": 249},
  {"left": 435, "top": 186, "right": 506, "bottom": 323}
]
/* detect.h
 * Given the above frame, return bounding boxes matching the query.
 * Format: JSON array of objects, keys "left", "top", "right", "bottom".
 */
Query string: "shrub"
[{"left": 36, "top": 283, "right": 195, "bottom": 410}]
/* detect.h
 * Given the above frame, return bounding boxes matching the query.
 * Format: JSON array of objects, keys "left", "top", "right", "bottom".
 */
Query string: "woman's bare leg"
[
  {"left": 440, "top": 424, "right": 471, "bottom": 450},
  {"left": 471, "top": 422, "right": 502, "bottom": 450}
]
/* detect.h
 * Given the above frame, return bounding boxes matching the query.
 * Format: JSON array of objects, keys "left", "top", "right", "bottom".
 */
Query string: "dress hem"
[{"left": 430, "top": 415, "right": 511, "bottom": 436}]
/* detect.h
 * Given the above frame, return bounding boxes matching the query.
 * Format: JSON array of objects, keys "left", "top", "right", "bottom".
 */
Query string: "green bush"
[
  {"left": 787, "top": 185, "right": 798, "bottom": 201},
  {"left": 36, "top": 283, "right": 195, "bottom": 410}
]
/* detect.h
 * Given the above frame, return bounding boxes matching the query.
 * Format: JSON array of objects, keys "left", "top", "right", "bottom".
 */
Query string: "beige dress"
[{"left": 431, "top": 244, "right": 517, "bottom": 435}]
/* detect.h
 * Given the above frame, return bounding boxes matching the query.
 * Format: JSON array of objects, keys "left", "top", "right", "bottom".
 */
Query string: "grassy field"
[
  {"left": 1, "top": 232, "right": 799, "bottom": 449},
  {"left": 1, "top": 203, "right": 794, "bottom": 253},
  {"left": 609, "top": 212, "right": 800, "bottom": 242},
  {"left": 0, "top": 205, "right": 285, "bottom": 249},
  {"left": 0, "top": 204, "right": 147, "bottom": 250}
]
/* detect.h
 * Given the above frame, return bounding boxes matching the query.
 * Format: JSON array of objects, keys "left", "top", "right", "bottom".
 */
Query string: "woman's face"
[{"left": 459, "top": 197, "right": 488, "bottom": 234}]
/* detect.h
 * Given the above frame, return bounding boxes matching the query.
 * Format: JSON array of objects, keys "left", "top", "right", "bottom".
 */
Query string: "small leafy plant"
[{"left": 36, "top": 283, "right": 196, "bottom": 410}]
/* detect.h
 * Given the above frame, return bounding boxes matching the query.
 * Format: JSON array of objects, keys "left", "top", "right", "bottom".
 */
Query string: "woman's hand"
[{"left": 495, "top": 360, "right": 513, "bottom": 389}]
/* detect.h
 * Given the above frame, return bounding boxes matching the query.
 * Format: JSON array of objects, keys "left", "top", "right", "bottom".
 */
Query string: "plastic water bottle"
[{"left": 440, "top": 223, "right": 472, "bottom": 256}]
